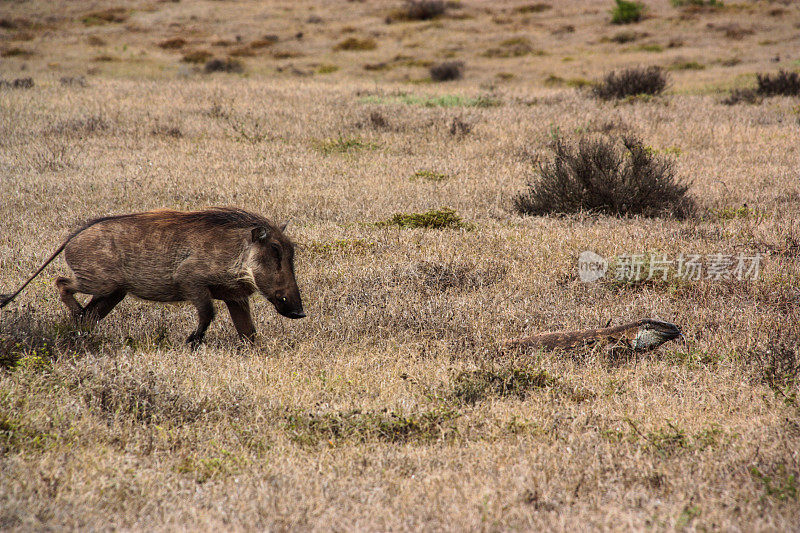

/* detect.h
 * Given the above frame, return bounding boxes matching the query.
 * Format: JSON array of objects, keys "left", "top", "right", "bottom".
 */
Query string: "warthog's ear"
[
  {"left": 251, "top": 226, "right": 269, "bottom": 242},
  {"left": 280, "top": 220, "right": 290, "bottom": 232}
]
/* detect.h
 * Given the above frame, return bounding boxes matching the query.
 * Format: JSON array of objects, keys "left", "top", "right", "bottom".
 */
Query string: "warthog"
[{"left": 0, "top": 208, "right": 305, "bottom": 347}]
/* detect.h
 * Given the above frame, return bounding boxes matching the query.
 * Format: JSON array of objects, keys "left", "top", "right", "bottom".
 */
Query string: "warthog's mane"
[{"left": 74, "top": 207, "right": 278, "bottom": 237}]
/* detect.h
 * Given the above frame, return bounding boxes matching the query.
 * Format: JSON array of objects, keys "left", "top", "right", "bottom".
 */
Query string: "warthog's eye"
[{"left": 280, "top": 296, "right": 287, "bottom": 303}]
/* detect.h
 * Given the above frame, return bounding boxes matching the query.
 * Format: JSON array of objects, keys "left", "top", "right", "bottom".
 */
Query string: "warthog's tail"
[
  {"left": 0, "top": 240, "right": 71, "bottom": 309},
  {"left": 0, "top": 215, "right": 131, "bottom": 310}
]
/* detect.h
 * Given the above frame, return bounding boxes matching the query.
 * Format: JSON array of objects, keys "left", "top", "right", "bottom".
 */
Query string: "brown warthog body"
[{"left": 0, "top": 208, "right": 305, "bottom": 347}]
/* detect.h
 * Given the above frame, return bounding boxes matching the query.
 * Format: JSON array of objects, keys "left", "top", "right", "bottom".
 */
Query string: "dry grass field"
[{"left": 2, "top": 0, "right": 800, "bottom": 530}]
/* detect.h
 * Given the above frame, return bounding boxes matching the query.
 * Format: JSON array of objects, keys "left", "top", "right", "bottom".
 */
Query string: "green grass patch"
[
  {"left": 669, "top": 60, "right": 705, "bottom": 70},
  {"left": 316, "top": 64, "right": 339, "bottom": 74},
  {"left": 411, "top": 169, "right": 449, "bottom": 182},
  {"left": 750, "top": 465, "right": 798, "bottom": 501},
  {"left": 635, "top": 43, "right": 664, "bottom": 53},
  {"left": 712, "top": 204, "right": 759, "bottom": 221},
  {"left": 306, "top": 239, "right": 375, "bottom": 255},
  {"left": 315, "top": 136, "right": 379, "bottom": 154},
  {"left": 377, "top": 207, "right": 473, "bottom": 230}
]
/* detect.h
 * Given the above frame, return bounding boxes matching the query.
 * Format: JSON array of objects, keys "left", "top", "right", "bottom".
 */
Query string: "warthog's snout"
[{"left": 282, "top": 310, "right": 306, "bottom": 319}]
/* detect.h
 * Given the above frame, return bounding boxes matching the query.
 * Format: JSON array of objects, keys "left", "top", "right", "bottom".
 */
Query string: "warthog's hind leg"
[
  {"left": 82, "top": 290, "right": 126, "bottom": 327},
  {"left": 55, "top": 276, "right": 84, "bottom": 321}
]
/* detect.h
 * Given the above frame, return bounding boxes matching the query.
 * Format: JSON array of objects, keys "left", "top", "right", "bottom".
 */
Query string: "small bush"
[
  {"left": 204, "top": 58, "right": 243, "bottom": 73},
  {"left": 669, "top": 60, "right": 704, "bottom": 70},
  {"left": 159, "top": 37, "right": 187, "bottom": 49},
  {"left": 756, "top": 70, "right": 800, "bottom": 97},
  {"left": 720, "top": 88, "right": 762, "bottom": 105},
  {"left": 513, "top": 3, "right": 552, "bottom": 14},
  {"left": 513, "top": 136, "right": 694, "bottom": 218},
  {"left": 1, "top": 47, "right": 33, "bottom": 58},
  {"left": 81, "top": 8, "right": 128, "bottom": 26},
  {"left": 59, "top": 76, "right": 87, "bottom": 87},
  {"left": 391, "top": 1, "right": 447, "bottom": 21},
  {"left": 449, "top": 117, "right": 472, "bottom": 136},
  {"left": 610, "top": 0, "right": 644, "bottom": 24},
  {"left": 182, "top": 50, "right": 212, "bottom": 63},
  {"left": 430, "top": 61, "right": 463, "bottom": 81},
  {"left": 671, "top": 0, "right": 722, "bottom": 5},
  {"left": 379, "top": 207, "right": 472, "bottom": 230},
  {"left": 609, "top": 30, "right": 643, "bottom": 43},
  {"left": 0, "top": 77, "right": 34, "bottom": 89},
  {"left": 452, "top": 368, "right": 554, "bottom": 405},
  {"left": 87, "top": 35, "right": 106, "bottom": 46},
  {"left": 593, "top": 66, "right": 667, "bottom": 100},
  {"left": 334, "top": 37, "right": 377, "bottom": 51}
]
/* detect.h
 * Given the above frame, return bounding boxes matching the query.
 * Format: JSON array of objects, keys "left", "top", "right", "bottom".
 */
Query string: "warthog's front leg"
[{"left": 224, "top": 299, "right": 256, "bottom": 343}]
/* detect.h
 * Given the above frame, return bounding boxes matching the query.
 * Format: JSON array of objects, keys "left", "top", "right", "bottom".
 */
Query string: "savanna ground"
[{"left": 1, "top": 0, "right": 800, "bottom": 530}]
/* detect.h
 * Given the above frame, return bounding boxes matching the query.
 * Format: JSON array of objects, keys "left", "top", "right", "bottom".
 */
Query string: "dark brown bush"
[
  {"left": 513, "top": 136, "right": 695, "bottom": 218},
  {"left": 0, "top": 77, "right": 34, "bottom": 89},
  {"left": 756, "top": 70, "right": 800, "bottom": 97},
  {"left": 204, "top": 58, "right": 244, "bottom": 73},
  {"left": 159, "top": 37, "right": 187, "bottom": 49},
  {"left": 392, "top": 1, "right": 447, "bottom": 21},
  {"left": 593, "top": 66, "right": 667, "bottom": 100},
  {"left": 430, "top": 61, "right": 463, "bottom": 81}
]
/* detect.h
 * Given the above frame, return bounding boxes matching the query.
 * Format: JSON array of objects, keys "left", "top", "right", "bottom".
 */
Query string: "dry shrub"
[
  {"left": 81, "top": 8, "right": 128, "bottom": 26},
  {"left": 182, "top": 50, "right": 212, "bottom": 63},
  {"left": 756, "top": 70, "right": 800, "bottom": 97},
  {"left": 228, "top": 46, "right": 256, "bottom": 57},
  {"left": 333, "top": 37, "right": 377, "bottom": 51},
  {"left": 718, "top": 23, "right": 754, "bottom": 40},
  {"left": 47, "top": 114, "right": 109, "bottom": 136},
  {"left": 747, "top": 321, "right": 800, "bottom": 390},
  {"left": 0, "top": 78, "right": 34, "bottom": 89},
  {"left": 87, "top": 35, "right": 105, "bottom": 46},
  {"left": 59, "top": 76, "right": 87, "bottom": 88},
  {"left": 513, "top": 136, "right": 695, "bottom": 218},
  {"left": 512, "top": 3, "right": 551, "bottom": 14},
  {"left": 390, "top": 1, "right": 447, "bottom": 22},
  {"left": 593, "top": 66, "right": 667, "bottom": 100},
  {"left": 430, "top": 61, "right": 463, "bottom": 81},
  {"left": 449, "top": 116, "right": 472, "bottom": 136},
  {"left": 158, "top": 37, "right": 187, "bottom": 49},
  {"left": 608, "top": 30, "right": 645, "bottom": 43},
  {"left": 403, "top": 260, "right": 507, "bottom": 293},
  {"left": 204, "top": 58, "right": 243, "bottom": 73},
  {"left": 721, "top": 88, "right": 762, "bottom": 106},
  {"left": 1, "top": 47, "right": 33, "bottom": 58}
]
